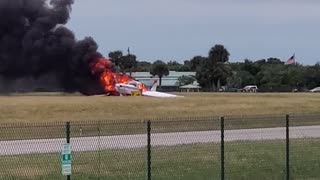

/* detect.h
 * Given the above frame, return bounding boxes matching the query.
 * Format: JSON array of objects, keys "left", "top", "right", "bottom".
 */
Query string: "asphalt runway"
[{"left": 1, "top": 125, "right": 320, "bottom": 155}]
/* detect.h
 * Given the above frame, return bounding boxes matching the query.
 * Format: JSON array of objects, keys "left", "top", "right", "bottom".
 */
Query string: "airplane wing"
[
  {"left": 90, "top": 93, "right": 111, "bottom": 97},
  {"left": 142, "top": 91, "right": 183, "bottom": 98}
]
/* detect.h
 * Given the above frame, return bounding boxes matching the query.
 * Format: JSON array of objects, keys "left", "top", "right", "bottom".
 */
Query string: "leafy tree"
[
  {"left": 167, "top": 60, "right": 183, "bottom": 71},
  {"left": 257, "top": 64, "right": 291, "bottom": 92},
  {"left": 166, "top": 60, "right": 192, "bottom": 71},
  {"left": 303, "top": 63, "right": 320, "bottom": 89},
  {"left": 282, "top": 65, "right": 305, "bottom": 90},
  {"left": 108, "top": 51, "right": 123, "bottom": 67},
  {"left": 183, "top": 60, "right": 192, "bottom": 70},
  {"left": 196, "top": 44, "right": 232, "bottom": 91},
  {"left": 243, "top": 59, "right": 260, "bottom": 75},
  {"left": 150, "top": 60, "right": 169, "bottom": 87},
  {"left": 266, "top": 58, "right": 284, "bottom": 65},
  {"left": 108, "top": 51, "right": 137, "bottom": 75},
  {"left": 121, "top": 54, "right": 137, "bottom": 76},
  {"left": 134, "top": 61, "right": 152, "bottom": 71},
  {"left": 178, "top": 64, "right": 191, "bottom": 71},
  {"left": 190, "top": 56, "right": 206, "bottom": 71},
  {"left": 255, "top": 59, "right": 267, "bottom": 65},
  {"left": 196, "top": 66, "right": 211, "bottom": 91},
  {"left": 109, "top": 45, "right": 320, "bottom": 93},
  {"left": 211, "top": 62, "right": 232, "bottom": 89},
  {"left": 229, "top": 62, "right": 243, "bottom": 72},
  {"left": 230, "top": 70, "right": 255, "bottom": 88}
]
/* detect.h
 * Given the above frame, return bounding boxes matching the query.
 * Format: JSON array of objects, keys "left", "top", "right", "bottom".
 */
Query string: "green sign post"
[{"left": 62, "top": 143, "right": 72, "bottom": 176}]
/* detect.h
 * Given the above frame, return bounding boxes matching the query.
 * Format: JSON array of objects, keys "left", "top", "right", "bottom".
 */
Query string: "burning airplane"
[{"left": 90, "top": 58, "right": 180, "bottom": 97}]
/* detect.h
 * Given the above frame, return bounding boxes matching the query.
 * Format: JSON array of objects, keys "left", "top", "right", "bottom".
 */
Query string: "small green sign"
[
  {"left": 61, "top": 143, "right": 72, "bottom": 175},
  {"left": 62, "top": 154, "right": 71, "bottom": 164}
]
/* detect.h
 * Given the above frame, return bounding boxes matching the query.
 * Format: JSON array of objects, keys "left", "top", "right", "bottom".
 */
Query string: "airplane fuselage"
[
  {"left": 115, "top": 81, "right": 143, "bottom": 96},
  {"left": 114, "top": 80, "right": 181, "bottom": 98}
]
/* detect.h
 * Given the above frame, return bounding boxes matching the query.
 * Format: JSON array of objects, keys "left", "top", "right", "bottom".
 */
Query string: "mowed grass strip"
[
  {"left": 1, "top": 93, "right": 320, "bottom": 123},
  {"left": 0, "top": 139, "right": 319, "bottom": 180}
]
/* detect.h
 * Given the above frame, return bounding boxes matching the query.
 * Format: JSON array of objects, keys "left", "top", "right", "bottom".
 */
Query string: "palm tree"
[
  {"left": 150, "top": 60, "right": 169, "bottom": 87},
  {"left": 208, "top": 44, "right": 230, "bottom": 64},
  {"left": 208, "top": 45, "right": 231, "bottom": 90}
]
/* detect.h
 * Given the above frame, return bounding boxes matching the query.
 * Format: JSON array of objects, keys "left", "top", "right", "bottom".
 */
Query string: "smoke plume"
[{"left": 0, "top": 0, "right": 105, "bottom": 94}]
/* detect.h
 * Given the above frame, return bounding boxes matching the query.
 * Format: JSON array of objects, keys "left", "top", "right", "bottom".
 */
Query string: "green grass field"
[
  {"left": 1, "top": 93, "right": 319, "bottom": 179},
  {"left": 1, "top": 93, "right": 320, "bottom": 124},
  {"left": 0, "top": 139, "right": 319, "bottom": 180}
]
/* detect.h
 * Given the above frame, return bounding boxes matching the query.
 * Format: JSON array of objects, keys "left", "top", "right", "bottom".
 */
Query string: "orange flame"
[
  {"left": 137, "top": 83, "right": 148, "bottom": 92},
  {"left": 90, "top": 57, "right": 147, "bottom": 94},
  {"left": 100, "top": 71, "right": 116, "bottom": 91}
]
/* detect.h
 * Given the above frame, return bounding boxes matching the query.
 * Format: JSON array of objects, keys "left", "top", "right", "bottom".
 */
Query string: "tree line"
[{"left": 108, "top": 45, "right": 320, "bottom": 92}]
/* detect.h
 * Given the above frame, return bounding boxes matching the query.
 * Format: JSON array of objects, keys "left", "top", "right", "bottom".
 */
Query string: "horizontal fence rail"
[{"left": 0, "top": 113, "right": 320, "bottom": 180}]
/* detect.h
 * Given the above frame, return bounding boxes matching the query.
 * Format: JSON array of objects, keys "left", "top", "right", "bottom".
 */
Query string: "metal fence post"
[
  {"left": 98, "top": 121, "right": 101, "bottom": 179},
  {"left": 147, "top": 120, "right": 151, "bottom": 180},
  {"left": 221, "top": 117, "right": 225, "bottom": 180},
  {"left": 286, "top": 115, "right": 290, "bottom": 180},
  {"left": 66, "top": 122, "right": 71, "bottom": 180}
]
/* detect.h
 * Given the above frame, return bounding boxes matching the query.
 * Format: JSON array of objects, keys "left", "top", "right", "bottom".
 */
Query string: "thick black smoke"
[{"left": 0, "top": 0, "right": 104, "bottom": 94}]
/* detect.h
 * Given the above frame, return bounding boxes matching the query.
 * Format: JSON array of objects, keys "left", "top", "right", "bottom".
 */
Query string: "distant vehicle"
[
  {"left": 310, "top": 87, "right": 320, "bottom": 92},
  {"left": 241, "top": 85, "right": 258, "bottom": 92}
]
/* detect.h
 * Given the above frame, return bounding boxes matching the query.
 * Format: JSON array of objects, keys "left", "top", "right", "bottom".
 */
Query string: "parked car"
[
  {"left": 241, "top": 85, "right": 258, "bottom": 92},
  {"left": 310, "top": 87, "right": 320, "bottom": 92}
]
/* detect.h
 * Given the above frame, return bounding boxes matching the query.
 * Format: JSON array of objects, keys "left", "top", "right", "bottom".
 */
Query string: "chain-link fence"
[
  {"left": 290, "top": 114, "right": 320, "bottom": 180},
  {"left": 224, "top": 115, "right": 287, "bottom": 180},
  {"left": 0, "top": 113, "right": 319, "bottom": 180}
]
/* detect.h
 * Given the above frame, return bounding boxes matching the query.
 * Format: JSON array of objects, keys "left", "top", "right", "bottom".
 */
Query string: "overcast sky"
[{"left": 67, "top": 0, "right": 320, "bottom": 65}]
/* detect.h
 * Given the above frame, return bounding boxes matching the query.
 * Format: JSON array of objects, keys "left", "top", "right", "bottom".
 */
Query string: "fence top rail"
[
  {"left": 0, "top": 122, "right": 66, "bottom": 128},
  {"left": 148, "top": 116, "right": 219, "bottom": 123},
  {"left": 0, "top": 113, "right": 319, "bottom": 127},
  {"left": 224, "top": 113, "right": 320, "bottom": 119}
]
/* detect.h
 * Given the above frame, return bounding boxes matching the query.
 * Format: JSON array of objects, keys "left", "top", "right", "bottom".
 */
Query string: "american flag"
[{"left": 286, "top": 54, "right": 295, "bottom": 65}]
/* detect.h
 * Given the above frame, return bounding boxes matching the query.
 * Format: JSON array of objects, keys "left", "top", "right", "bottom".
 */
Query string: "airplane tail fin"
[{"left": 150, "top": 80, "right": 158, "bottom": 91}]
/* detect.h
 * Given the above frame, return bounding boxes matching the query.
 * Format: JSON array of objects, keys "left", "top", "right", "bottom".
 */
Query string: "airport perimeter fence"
[{"left": 0, "top": 113, "right": 320, "bottom": 180}]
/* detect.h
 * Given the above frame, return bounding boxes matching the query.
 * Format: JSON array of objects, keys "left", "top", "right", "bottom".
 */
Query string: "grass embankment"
[
  {"left": 0, "top": 93, "right": 320, "bottom": 123},
  {"left": 0, "top": 139, "right": 319, "bottom": 180}
]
